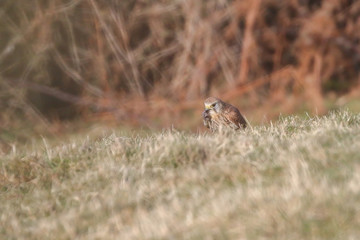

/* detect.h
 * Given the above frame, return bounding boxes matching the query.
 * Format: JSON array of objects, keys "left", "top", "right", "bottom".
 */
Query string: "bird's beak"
[{"left": 205, "top": 104, "right": 211, "bottom": 110}]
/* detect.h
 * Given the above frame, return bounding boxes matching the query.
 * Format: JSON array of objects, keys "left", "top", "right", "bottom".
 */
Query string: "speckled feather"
[{"left": 202, "top": 97, "right": 247, "bottom": 131}]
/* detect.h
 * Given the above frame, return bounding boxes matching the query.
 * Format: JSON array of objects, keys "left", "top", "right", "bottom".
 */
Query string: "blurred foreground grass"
[{"left": 1, "top": 110, "right": 360, "bottom": 239}]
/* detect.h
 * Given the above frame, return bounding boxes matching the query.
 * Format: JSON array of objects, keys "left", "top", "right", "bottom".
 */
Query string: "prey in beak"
[{"left": 202, "top": 109, "right": 211, "bottom": 120}]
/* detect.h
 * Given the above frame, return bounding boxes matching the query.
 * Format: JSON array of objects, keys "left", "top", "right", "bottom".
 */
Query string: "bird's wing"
[{"left": 226, "top": 105, "right": 247, "bottom": 129}]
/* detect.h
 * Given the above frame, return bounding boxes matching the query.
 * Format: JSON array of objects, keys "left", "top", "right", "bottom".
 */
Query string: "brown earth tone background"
[{"left": 2, "top": 0, "right": 360, "bottom": 133}]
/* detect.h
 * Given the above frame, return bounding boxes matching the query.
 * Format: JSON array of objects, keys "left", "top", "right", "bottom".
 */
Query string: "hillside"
[{"left": 1, "top": 110, "right": 360, "bottom": 239}]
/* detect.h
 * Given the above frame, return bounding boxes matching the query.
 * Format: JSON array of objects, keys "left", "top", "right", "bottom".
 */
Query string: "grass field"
[{"left": 1, "top": 110, "right": 360, "bottom": 239}]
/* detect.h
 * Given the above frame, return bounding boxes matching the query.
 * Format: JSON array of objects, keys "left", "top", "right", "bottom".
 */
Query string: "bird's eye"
[{"left": 211, "top": 103, "right": 216, "bottom": 108}]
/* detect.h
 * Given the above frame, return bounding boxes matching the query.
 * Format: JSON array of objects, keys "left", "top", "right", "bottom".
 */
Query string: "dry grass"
[{"left": 1, "top": 110, "right": 360, "bottom": 239}]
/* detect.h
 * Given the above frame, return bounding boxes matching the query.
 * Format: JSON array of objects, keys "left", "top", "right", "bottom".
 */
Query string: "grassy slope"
[{"left": 1, "top": 111, "right": 360, "bottom": 239}]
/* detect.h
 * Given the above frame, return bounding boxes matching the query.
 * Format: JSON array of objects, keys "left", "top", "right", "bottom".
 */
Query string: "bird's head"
[{"left": 204, "top": 97, "right": 224, "bottom": 114}]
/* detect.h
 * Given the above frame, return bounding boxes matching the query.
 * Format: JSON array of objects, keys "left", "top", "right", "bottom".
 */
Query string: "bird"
[{"left": 202, "top": 97, "right": 247, "bottom": 131}]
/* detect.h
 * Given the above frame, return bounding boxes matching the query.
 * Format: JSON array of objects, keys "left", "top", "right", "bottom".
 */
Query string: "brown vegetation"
[{"left": 1, "top": 0, "right": 360, "bottom": 128}]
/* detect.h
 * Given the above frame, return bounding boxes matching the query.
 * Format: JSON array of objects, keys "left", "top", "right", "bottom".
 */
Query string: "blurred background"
[{"left": 1, "top": 0, "right": 360, "bottom": 139}]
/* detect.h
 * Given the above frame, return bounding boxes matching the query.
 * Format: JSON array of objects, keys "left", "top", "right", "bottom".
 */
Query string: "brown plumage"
[{"left": 202, "top": 97, "right": 247, "bottom": 131}]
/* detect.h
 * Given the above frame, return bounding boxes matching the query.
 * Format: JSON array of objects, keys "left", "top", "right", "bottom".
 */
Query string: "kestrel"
[{"left": 202, "top": 97, "right": 247, "bottom": 131}]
